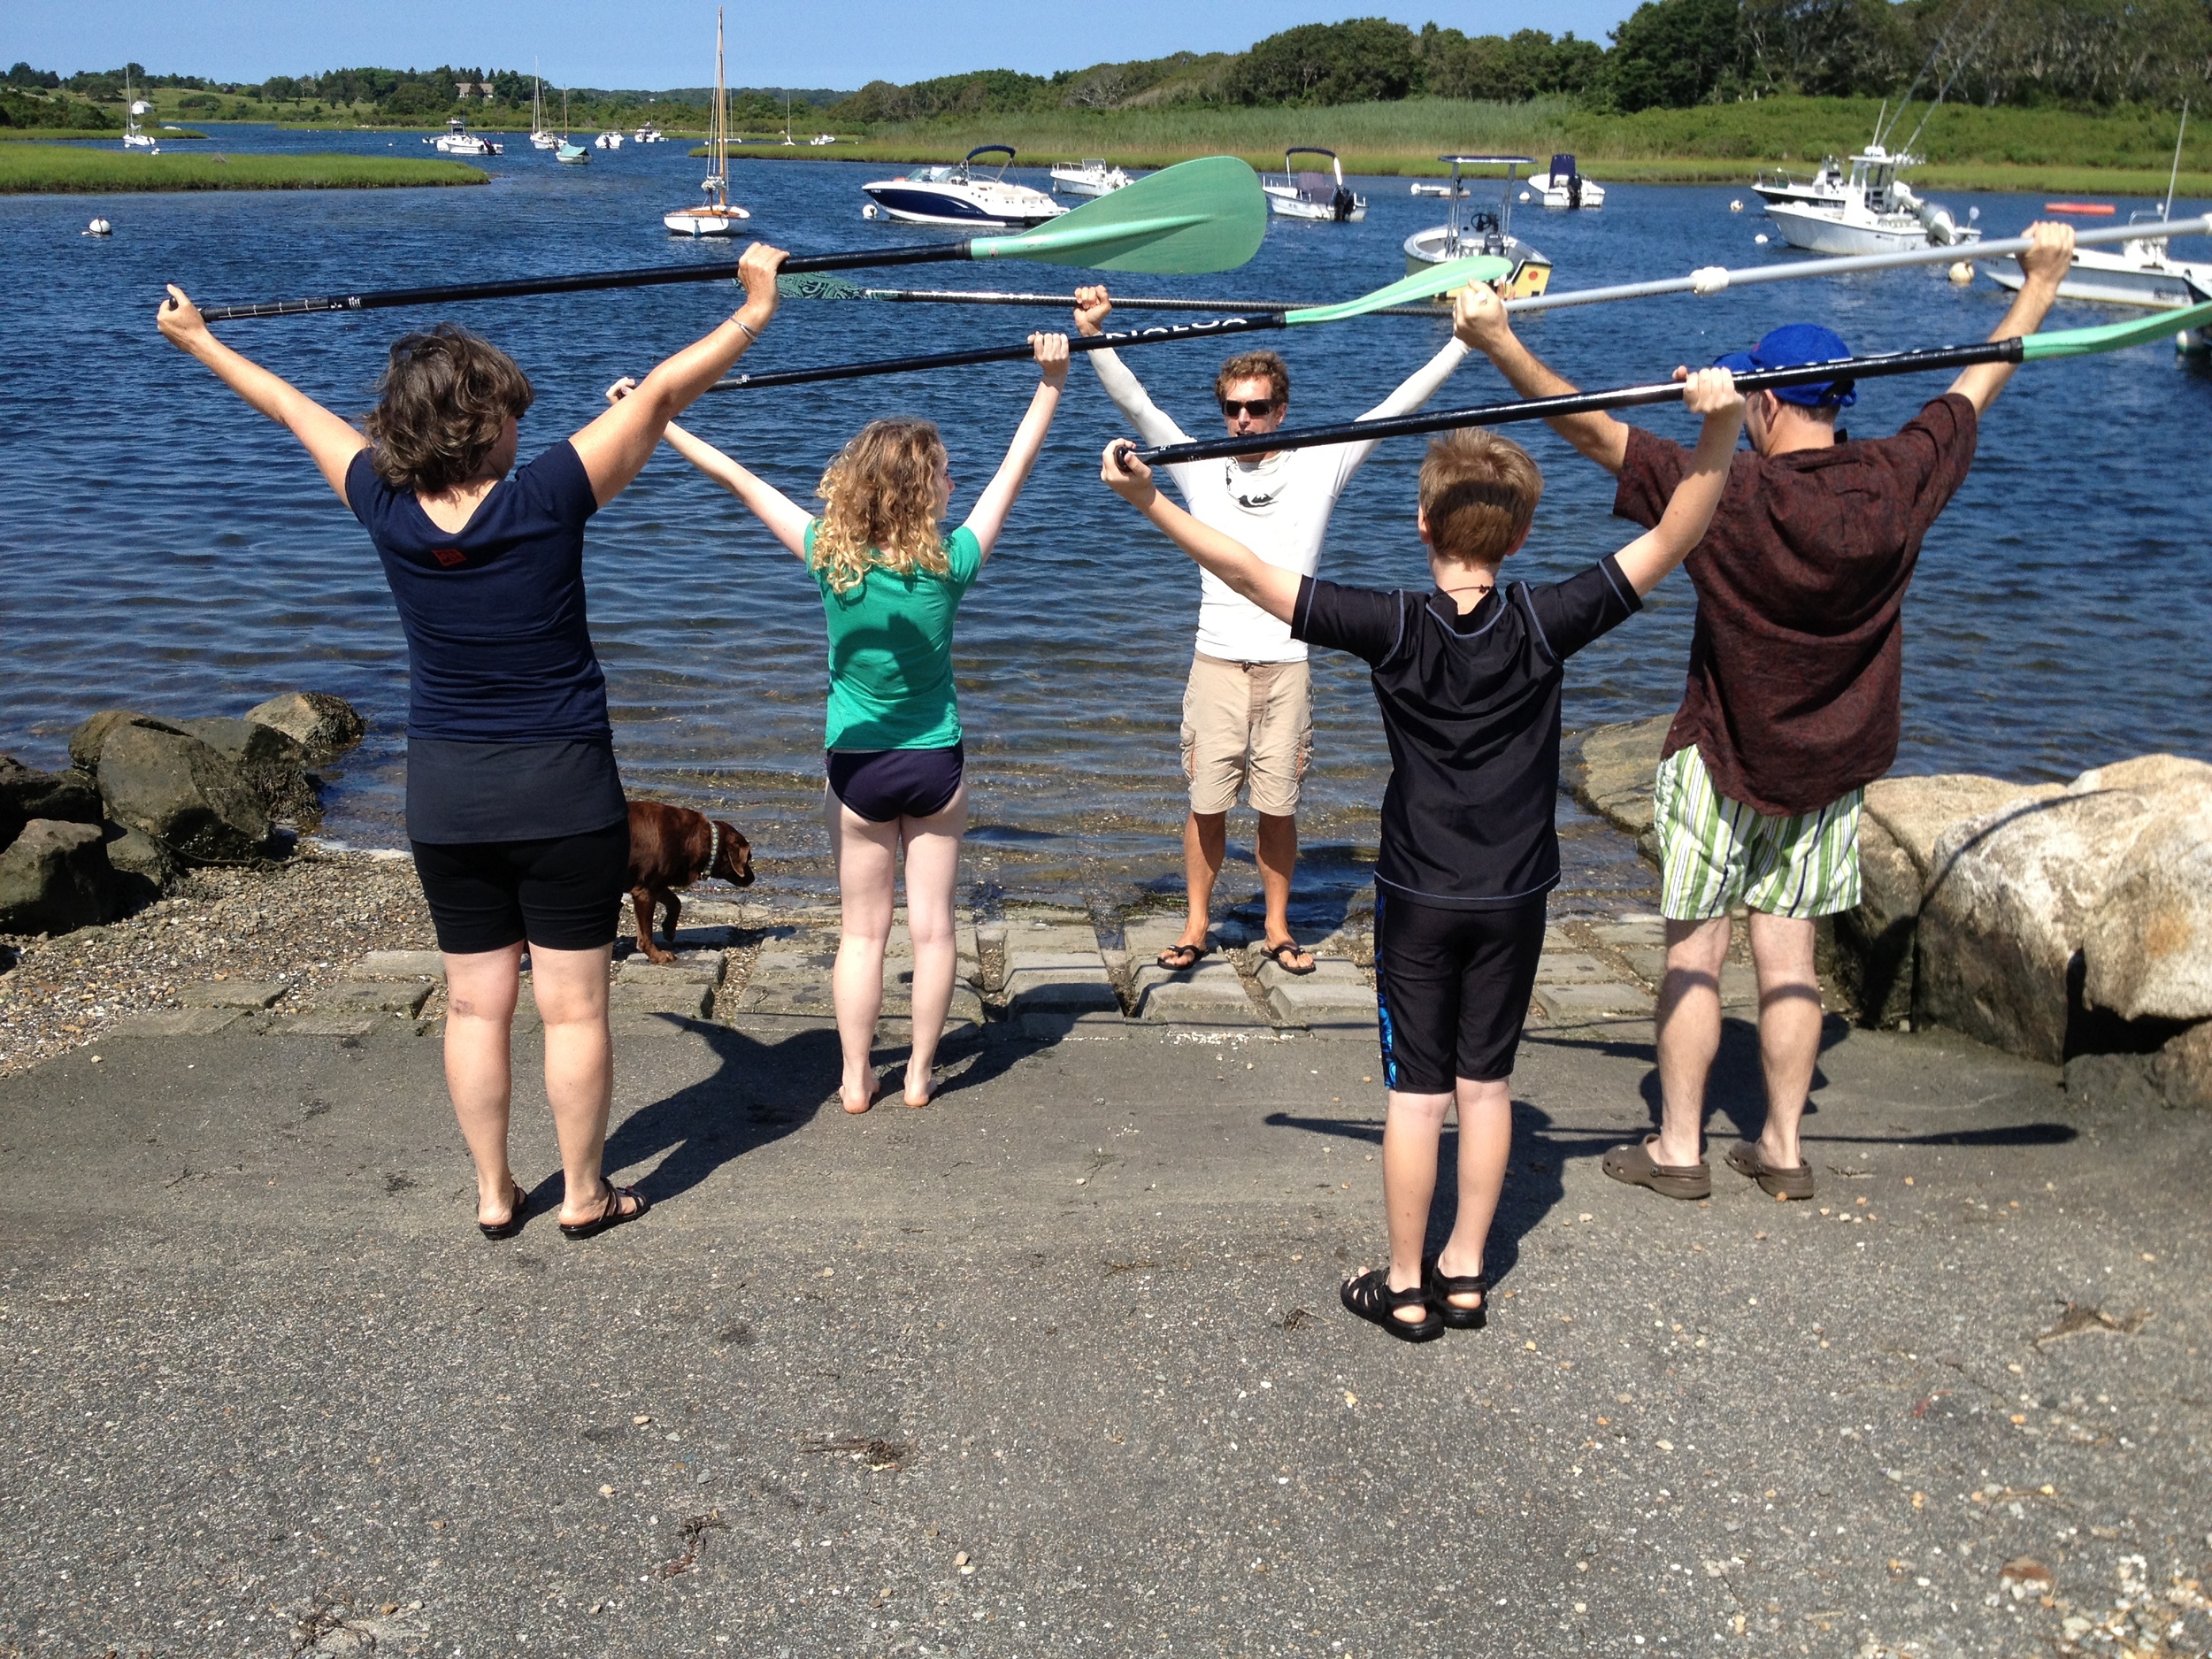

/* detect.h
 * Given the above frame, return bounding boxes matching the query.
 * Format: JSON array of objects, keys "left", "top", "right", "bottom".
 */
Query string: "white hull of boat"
[
  {"left": 1050, "top": 161, "right": 1129, "bottom": 196},
  {"left": 433, "top": 134, "right": 502, "bottom": 156},
  {"left": 1263, "top": 187, "right": 1368, "bottom": 223},
  {"left": 595, "top": 133, "right": 623, "bottom": 150},
  {"left": 530, "top": 130, "right": 558, "bottom": 150},
  {"left": 1526, "top": 173, "right": 1604, "bottom": 209},
  {"left": 1986, "top": 245, "right": 2212, "bottom": 311},
  {"left": 862, "top": 180, "right": 1064, "bottom": 227},
  {"left": 1403, "top": 227, "right": 1552, "bottom": 296},
  {"left": 1764, "top": 199, "right": 1979, "bottom": 257},
  {"left": 664, "top": 204, "right": 752, "bottom": 236},
  {"left": 633, "top": 126, "right": 664, "bottom": 142},
  {"left": 121, "top": 133, "right": 157, "bottom": 150}
]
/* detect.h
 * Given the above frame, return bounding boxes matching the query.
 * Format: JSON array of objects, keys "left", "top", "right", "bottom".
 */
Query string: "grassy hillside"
[
  {"left": 734, "top": 96, "right": 2210, "bottom": 195},
  {"left": 0, "top": 148, "right": 487, "bottom": 193}
]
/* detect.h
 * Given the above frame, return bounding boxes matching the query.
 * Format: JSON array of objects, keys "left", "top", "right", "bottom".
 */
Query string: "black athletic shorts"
[
  {"left": 1372, "top": 888, "right": 1547, "bottom": 1092},
  {"left": 827, "top": 742, "right": 965, "bottom": 824},
  {"left": 410, "top": 819, "right": 629, "bottom": 955}
]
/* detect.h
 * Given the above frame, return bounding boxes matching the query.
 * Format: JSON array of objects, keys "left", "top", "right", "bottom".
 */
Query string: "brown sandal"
[
  {"left": 1601, "top": 1135, "right": 1712, "bottom": 1201},
  {"left": 1724, "top": 1141, "right": 1815, "bottom": 1200}
]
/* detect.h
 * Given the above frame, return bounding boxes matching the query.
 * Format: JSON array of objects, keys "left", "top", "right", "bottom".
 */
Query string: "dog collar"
[{"left": 703, "top": 819, "right": 719, "bottom": 884}]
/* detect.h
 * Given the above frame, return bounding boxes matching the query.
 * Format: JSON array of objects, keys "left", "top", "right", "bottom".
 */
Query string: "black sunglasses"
[{"left": 1220, "top": 397, "right": 1278, "bottom": 419}]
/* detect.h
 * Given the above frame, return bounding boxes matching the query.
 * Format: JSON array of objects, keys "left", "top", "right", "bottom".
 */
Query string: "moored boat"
[
  {"left": 556, "top": 90, "right": 588, "bottom": 165},
  {"left": 1526, "top": 153, "right": 1603, "bottom": 210},
  {"left": 634, "top": 122, "right": 665, "bottom": 142},
  {"left": 1762, "top": 146, "right": 1978, "bottom": 256},
  {"left": 1262, "top": 148, "right": 1365, "bottom": 222},
  {"left": 529, "top": 65, "right": 557, "bottom": 149},
  {"left": 1751, "top": 157, "right": 1846, "bottom": 210},
  {"left": 1049, "top": 158, "right": 1131, "bottom": 196},
  {"left": 595, "top": 130, "right": 624, "bottom": 150},
  {"left": 862, "top": 146, "right": 1066, "bottom": 227},
  {"left": 664, "top": 9, "right": 751, "bottom": 235},
  {"left": 1402, "top": 156, "right": 1551, "bottom": 298}
]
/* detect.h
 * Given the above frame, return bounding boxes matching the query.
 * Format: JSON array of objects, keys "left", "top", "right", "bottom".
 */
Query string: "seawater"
[{"left": 3, "top": 127, "right": 2208, "bottom": 912}]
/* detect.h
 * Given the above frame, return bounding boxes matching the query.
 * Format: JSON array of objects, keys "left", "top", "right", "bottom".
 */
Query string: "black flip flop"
[
  {"left": 478, "top": 1178, "right": 527, "bottom": 1241},
  {"left": 1263, "top": 941, "right": 1317, "bottom": 976},
  {"left": 1156, "top": 942, "right": 1209, "bottom": 971},
  {"left": 560, "top": 1182, "right": 649, "bottom": 1241},
  {"left": 1340, "top": 1268, "right": 1444, "bottom": 1343},
  {"left": 1423, "top": 1256, "right": 1488, "bottom": 1331}
]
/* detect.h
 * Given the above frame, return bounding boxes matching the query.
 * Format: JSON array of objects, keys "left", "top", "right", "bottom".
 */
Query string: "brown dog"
[{"left": 626, "top": 801, "right": 754, "bottom": 964}]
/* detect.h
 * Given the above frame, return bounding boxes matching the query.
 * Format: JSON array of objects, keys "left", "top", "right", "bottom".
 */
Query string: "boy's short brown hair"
[
  {"left": 1418, "top": 428, "right": 1543, "bottom": 565},
  {"left": 1213, "top": 349, "right": 1289, "bottom": 407},
  {"left": 365, "top": 323, "right": 534, "bottom": 496}
]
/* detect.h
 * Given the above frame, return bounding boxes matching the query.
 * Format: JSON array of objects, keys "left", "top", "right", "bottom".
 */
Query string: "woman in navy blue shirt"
[{"left": 154, "top": 243, "right": 787, "bottom": 1242}]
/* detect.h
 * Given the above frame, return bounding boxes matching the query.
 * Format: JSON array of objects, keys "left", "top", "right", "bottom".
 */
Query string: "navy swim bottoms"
[{"left": 826, "top": 743, "right": 965, "bottom": 824}]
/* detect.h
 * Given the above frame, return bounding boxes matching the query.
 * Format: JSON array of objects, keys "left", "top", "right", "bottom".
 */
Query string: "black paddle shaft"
[
  {"left": 708, "top": 312, "right": 1286, "bottom": 392},
  {"left": 1133, "top": 339, "right": 2022, "bottom": 465},
  {"left": 192, "top": 242, "right": 983, "bottom": 323}
]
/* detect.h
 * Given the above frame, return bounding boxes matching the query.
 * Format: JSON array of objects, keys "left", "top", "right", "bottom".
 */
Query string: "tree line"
[{"left": 830, "top": 0, "right": 2208, "bottom": 124}]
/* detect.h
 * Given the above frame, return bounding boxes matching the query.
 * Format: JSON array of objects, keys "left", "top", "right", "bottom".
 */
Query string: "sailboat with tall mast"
[
  {"left": 556, "top": 88, "right": 590, "bottom": 165},
  {"left": 529, "top": 62, "right": 557, "bottom": 150},
  {"left": 664, "top": 9, "right": 750, "bottom": 234},
  {"left": 120, "top": 67, "right": 158, "bottom": 151}
]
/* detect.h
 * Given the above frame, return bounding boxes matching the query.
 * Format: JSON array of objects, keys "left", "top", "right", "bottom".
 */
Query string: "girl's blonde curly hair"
[{"left": 810, "top": 419, "right": 950, "bottom": 595}]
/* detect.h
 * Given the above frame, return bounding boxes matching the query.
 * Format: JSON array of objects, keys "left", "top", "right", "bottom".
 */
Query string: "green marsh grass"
[{"left": 0, "top": 148, "right": 488, "bottom": 193}]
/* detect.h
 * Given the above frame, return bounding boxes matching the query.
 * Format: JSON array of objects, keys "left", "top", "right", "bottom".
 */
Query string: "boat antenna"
[
  {"left": 1871, "top": 97, "right": 1890, "bottom": 151},
  {"left": 1900, "top": 0, "right": 2005, "bottom": 160},
  {"left": 2163, "top": 100, "right": 2189, "bottom": 223}
]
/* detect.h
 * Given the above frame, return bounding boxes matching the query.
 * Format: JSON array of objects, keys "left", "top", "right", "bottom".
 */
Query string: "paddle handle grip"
[
  {"left": 1137, "top": 340, "right": 2021, "bottom": 465},
  {"left": 194, "top": 242, "right": 979, "bottom": 323},
  {"left": 710, "top": 313, "right": 1285, "bottom": 392}
]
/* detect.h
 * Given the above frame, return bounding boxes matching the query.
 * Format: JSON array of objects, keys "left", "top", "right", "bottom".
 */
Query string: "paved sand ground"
[{"left": 3, "top": 996, "right": 2205, "bottom": 1657}]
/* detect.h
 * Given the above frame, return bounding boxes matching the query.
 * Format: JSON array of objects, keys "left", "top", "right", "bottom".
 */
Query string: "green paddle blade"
[
  {"left": 973, "top": 157, "right": 1266, "bottom": 274},
  {"left": 2021, "top": 299, "right": 2212, "bottom": 359},
  {"left": 1284, "top": 255, "right": 1516, "bottom": 326}
]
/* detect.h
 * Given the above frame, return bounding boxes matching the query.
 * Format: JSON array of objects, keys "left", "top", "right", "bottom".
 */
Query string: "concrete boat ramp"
[{"left": 1, "top": 896, "right": 2206, "bottom": 1657}]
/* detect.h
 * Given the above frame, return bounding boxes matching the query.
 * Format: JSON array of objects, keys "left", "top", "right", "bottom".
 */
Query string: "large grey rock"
[
  {"left": 1863, "top": 773, "right": 2066, "bottom": 879},
  {"left": 0, "top": 819, "right": 116, "bottom": 934},
  {"left": 1571, "top": 714, "right": 1671, "bottom": 839},
  {"left": 69, "top": 710, "right": 190, "bottom": 774},
  {"left": 2063, "top": 1021, "right": 2212, "bottom": 1111},
  {"left": 244, "top": 690, "right": 365, "bottom": 765},
  {"left": 95, "top": 722, "right": 270, "bottom": 865},
  {"left": 103, "top": 824, "right": 177, "bottom": 903},
  {"left": 0, "top": 755, "right": 102, "bottom": 849},
  {"left": 1916, "top": 764, "right": 2184, "bottom": 1063},
  {"left": 2079, "top": 780, "right": 2212, "bottom": 1023},
  {"left": 180, "top": 718, "right": 319, "bottom": 825}
]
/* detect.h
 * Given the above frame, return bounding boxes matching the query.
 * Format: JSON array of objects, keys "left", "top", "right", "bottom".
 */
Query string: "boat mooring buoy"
[
  {"left": 1948, "top": 261, "right": 1974, "bottom": 285},
  {"left": 1754, "top": 233, "right": 1770, "bottom": 245},
  {"left": 1518, "top": 190, "right": 1531, "bottom": 203},
  {"left": 862, "top": 203, "right": 879, "bottom": 219},
  {"left": 1729, "top": 199, "right": 1743, "bottom": 212},
  {"left": 85, "top": 218, "right": 112, "bottom": 236}
]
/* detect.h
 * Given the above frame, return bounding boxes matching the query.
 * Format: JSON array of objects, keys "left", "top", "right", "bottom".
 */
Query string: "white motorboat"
[
  {"left": 595, "top": 131, "right": 624, "bottom": 150},
  {"left": 431, "top": 120, "right": 503, "bottom": 157},
  {"left": 1402, "top": 156, "right": 1552, "bottom": 298},
  {"left": 809, "top": 134, "right": 837, "bottom": 147},
  {"left": 633, "top": 122, "right": 665, "bottom": 142},
  {"left": 1526, "top": 153, "right": 1603, "bottom": 210},
  {"left": 1752, "top": 156, "right": 1847, "bottom": 209},
  {"left": 862, "top": 146, "right": 1066, "bottom": 227},
  {"left": 1409, "top": 181, "right": 1464, "bottom": 198},
  {"left": 1263, "top": 148, "right": 1366, "bottom": 222},
  {"left": 1763, "top": 146, "right": 1979, "bottom": 256},
  {"left": 1050, "top": 158, "right": 1132, "bottom": 196},
  {"left": 664, "top": 10, "right": 751, "bottom": 235},
  {"left": 529, "top": 65, "right": 557, "bottom": 149}
]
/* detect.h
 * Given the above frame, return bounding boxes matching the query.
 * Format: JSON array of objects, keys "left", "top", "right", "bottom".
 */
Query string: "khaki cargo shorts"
[{"left": 1180, "top": 651, "right": 1313, "bottom": 818}]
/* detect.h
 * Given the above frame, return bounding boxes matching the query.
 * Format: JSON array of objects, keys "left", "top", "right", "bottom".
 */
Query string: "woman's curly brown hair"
[
  {"left": 364, "top": 324, "right": 534, "bottom": 496},
  {"left": 810, "top": 419, "right": 950, "bottom": 595}
]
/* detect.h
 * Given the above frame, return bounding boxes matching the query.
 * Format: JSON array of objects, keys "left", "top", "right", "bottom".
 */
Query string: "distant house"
[
  {"left": 455, "top": 82, "right": 493, "bottom": 100},
  {"left": 129, "top": 99, "right": 151, "bottom": 115}
]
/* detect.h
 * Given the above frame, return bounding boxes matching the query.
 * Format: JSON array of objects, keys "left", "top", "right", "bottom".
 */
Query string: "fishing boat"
[
  {"left": 1409, "top": 181, "right": 1464, "bottom": 198},
  {"left": 120, "top": 70, "right": 157, "bottom": 151},
  {"left": 529, "top": 65, "right": 557, "bottom": 150},
  {"left": 1051, "top": 158, "right": 1131, "bottom": 196},
  {"left": 809, "top": 134, "right": 838, "bottom": 147},
  {"left": 664, "top": 9, "right": 751, "bottom": 235},
  {"left": 1402, "top": 157, "right": 1551, "bottom": 298},
  {"left": 556, "top": 91, "right": 589, "bottom": 165},
  {"left": 595, "top": 130, "right": 624, "bottom": 150},
  {"left": 1526, "top": 154, "right": 1603, "bottom": 210},
  {"left": 861, "top": 146, "right": 1066, "bottom": 227},
  {"left": 1262, "top": 148, "right": 1366, "bottom": 222},
  {"left": 1985, "top": 112, "right": 2211, "bottom": 317},
  {"left": 431, "top": 119, "right": 503, "bottom": 157},
  {"left": 1763, "top": 146, "right": 1978, "bottom": 255},
  {"left": 633, "top": 122, "right": 665, "bottom": 142}
]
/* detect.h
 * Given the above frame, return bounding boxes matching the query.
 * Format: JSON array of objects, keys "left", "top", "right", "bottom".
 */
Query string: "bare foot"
[
  {"left": 841, "top": 1074, "right": 879, "bottom": 1115},
  {"left": 903, "top": 1071, "right": 937, "bottom": 1109}
]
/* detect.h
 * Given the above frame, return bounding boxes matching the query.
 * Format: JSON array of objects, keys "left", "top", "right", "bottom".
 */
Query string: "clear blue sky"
[{"left": 11, "top": 0, "right": 1645, "bottom": 88}]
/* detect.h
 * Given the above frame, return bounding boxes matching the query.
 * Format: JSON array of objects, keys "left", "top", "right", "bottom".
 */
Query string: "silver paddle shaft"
[{"left": 1506, "top": 213, "right": 2212, "bottom": 315}]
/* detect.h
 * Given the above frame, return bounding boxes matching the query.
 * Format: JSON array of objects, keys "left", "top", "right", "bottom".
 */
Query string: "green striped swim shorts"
[{"left": 1653, "top": 744, "right": 1863, "bottom": 921}]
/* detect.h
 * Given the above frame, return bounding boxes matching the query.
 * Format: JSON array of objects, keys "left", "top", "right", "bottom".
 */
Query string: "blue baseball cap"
[{"left": 1714, "top": 322, "right": 1858, "bottom": 408}]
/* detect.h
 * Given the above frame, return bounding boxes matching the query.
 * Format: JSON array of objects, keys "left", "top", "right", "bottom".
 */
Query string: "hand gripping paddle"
[{"left": 192, "top": 156, "right": 1269, "bottom": 323}]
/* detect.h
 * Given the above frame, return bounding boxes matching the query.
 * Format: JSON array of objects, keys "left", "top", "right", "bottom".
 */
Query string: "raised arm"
[
  {"left": 603, "top": 378, "right": 810, "bottom": 557},
  {"left": 156, "top": 286, "right": 370, "bottom": 504},
  {"left": 1071, "top": 288, "right": 1192, "bottom": 448},
  {"left": 568, "top": 242, "right": 786, "bottom": 507},
  {"left": 960, "top": 333, "right": 1070, "bottom": 561},
  {"left": 1100, "top": 442, "right": 1301, "bottom": 624},
  {"left": 1948, "top": 220, "right": 2075, "bottom": 415},
  {"left": 1452, "top": 281, "right": 1630, "bottom": 476},
  {"left": 1610, "top": 369, "right": 1745, "bottom": 596}
]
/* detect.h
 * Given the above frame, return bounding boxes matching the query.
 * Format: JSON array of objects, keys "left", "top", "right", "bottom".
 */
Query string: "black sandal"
[
  {"left": 1263, "top": 941, "right": 1317, "bottom": 976},
  {"left": 1156, "top": 942, "right": 1209, "bottom": 971},
  {"left": 559, "top": 1182, "right": 649, "bottom": 1241},
  {"left": 1340, "top": 1268, "right": 1444, "bottom": 1343},
  {"left": 478, "top": 1179, "right": 527, "bottom": 1241},
  {"left": 1423, "top": 1256, "right": 1488, "bottom": 1331}
]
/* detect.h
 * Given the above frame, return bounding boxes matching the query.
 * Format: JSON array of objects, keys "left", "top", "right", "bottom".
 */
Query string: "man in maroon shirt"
[{"left": 1455, "top": 223, "right": 2075, "bottom": 1202}]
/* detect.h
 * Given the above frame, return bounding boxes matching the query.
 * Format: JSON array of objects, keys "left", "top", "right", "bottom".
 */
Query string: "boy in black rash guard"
[{"left": 1100, "top": 337, "right": 1744, "bottom": 1343}]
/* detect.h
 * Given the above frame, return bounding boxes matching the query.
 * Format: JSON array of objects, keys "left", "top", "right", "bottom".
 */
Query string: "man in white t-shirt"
[{"left": 1074, "top": 285, "right": 1478, "bottom": 974}]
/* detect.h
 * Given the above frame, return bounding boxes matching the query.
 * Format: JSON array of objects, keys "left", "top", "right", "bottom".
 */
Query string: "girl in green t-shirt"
[{"left": 611, "top": 332, "right": 1069, "bottom": 1114}]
